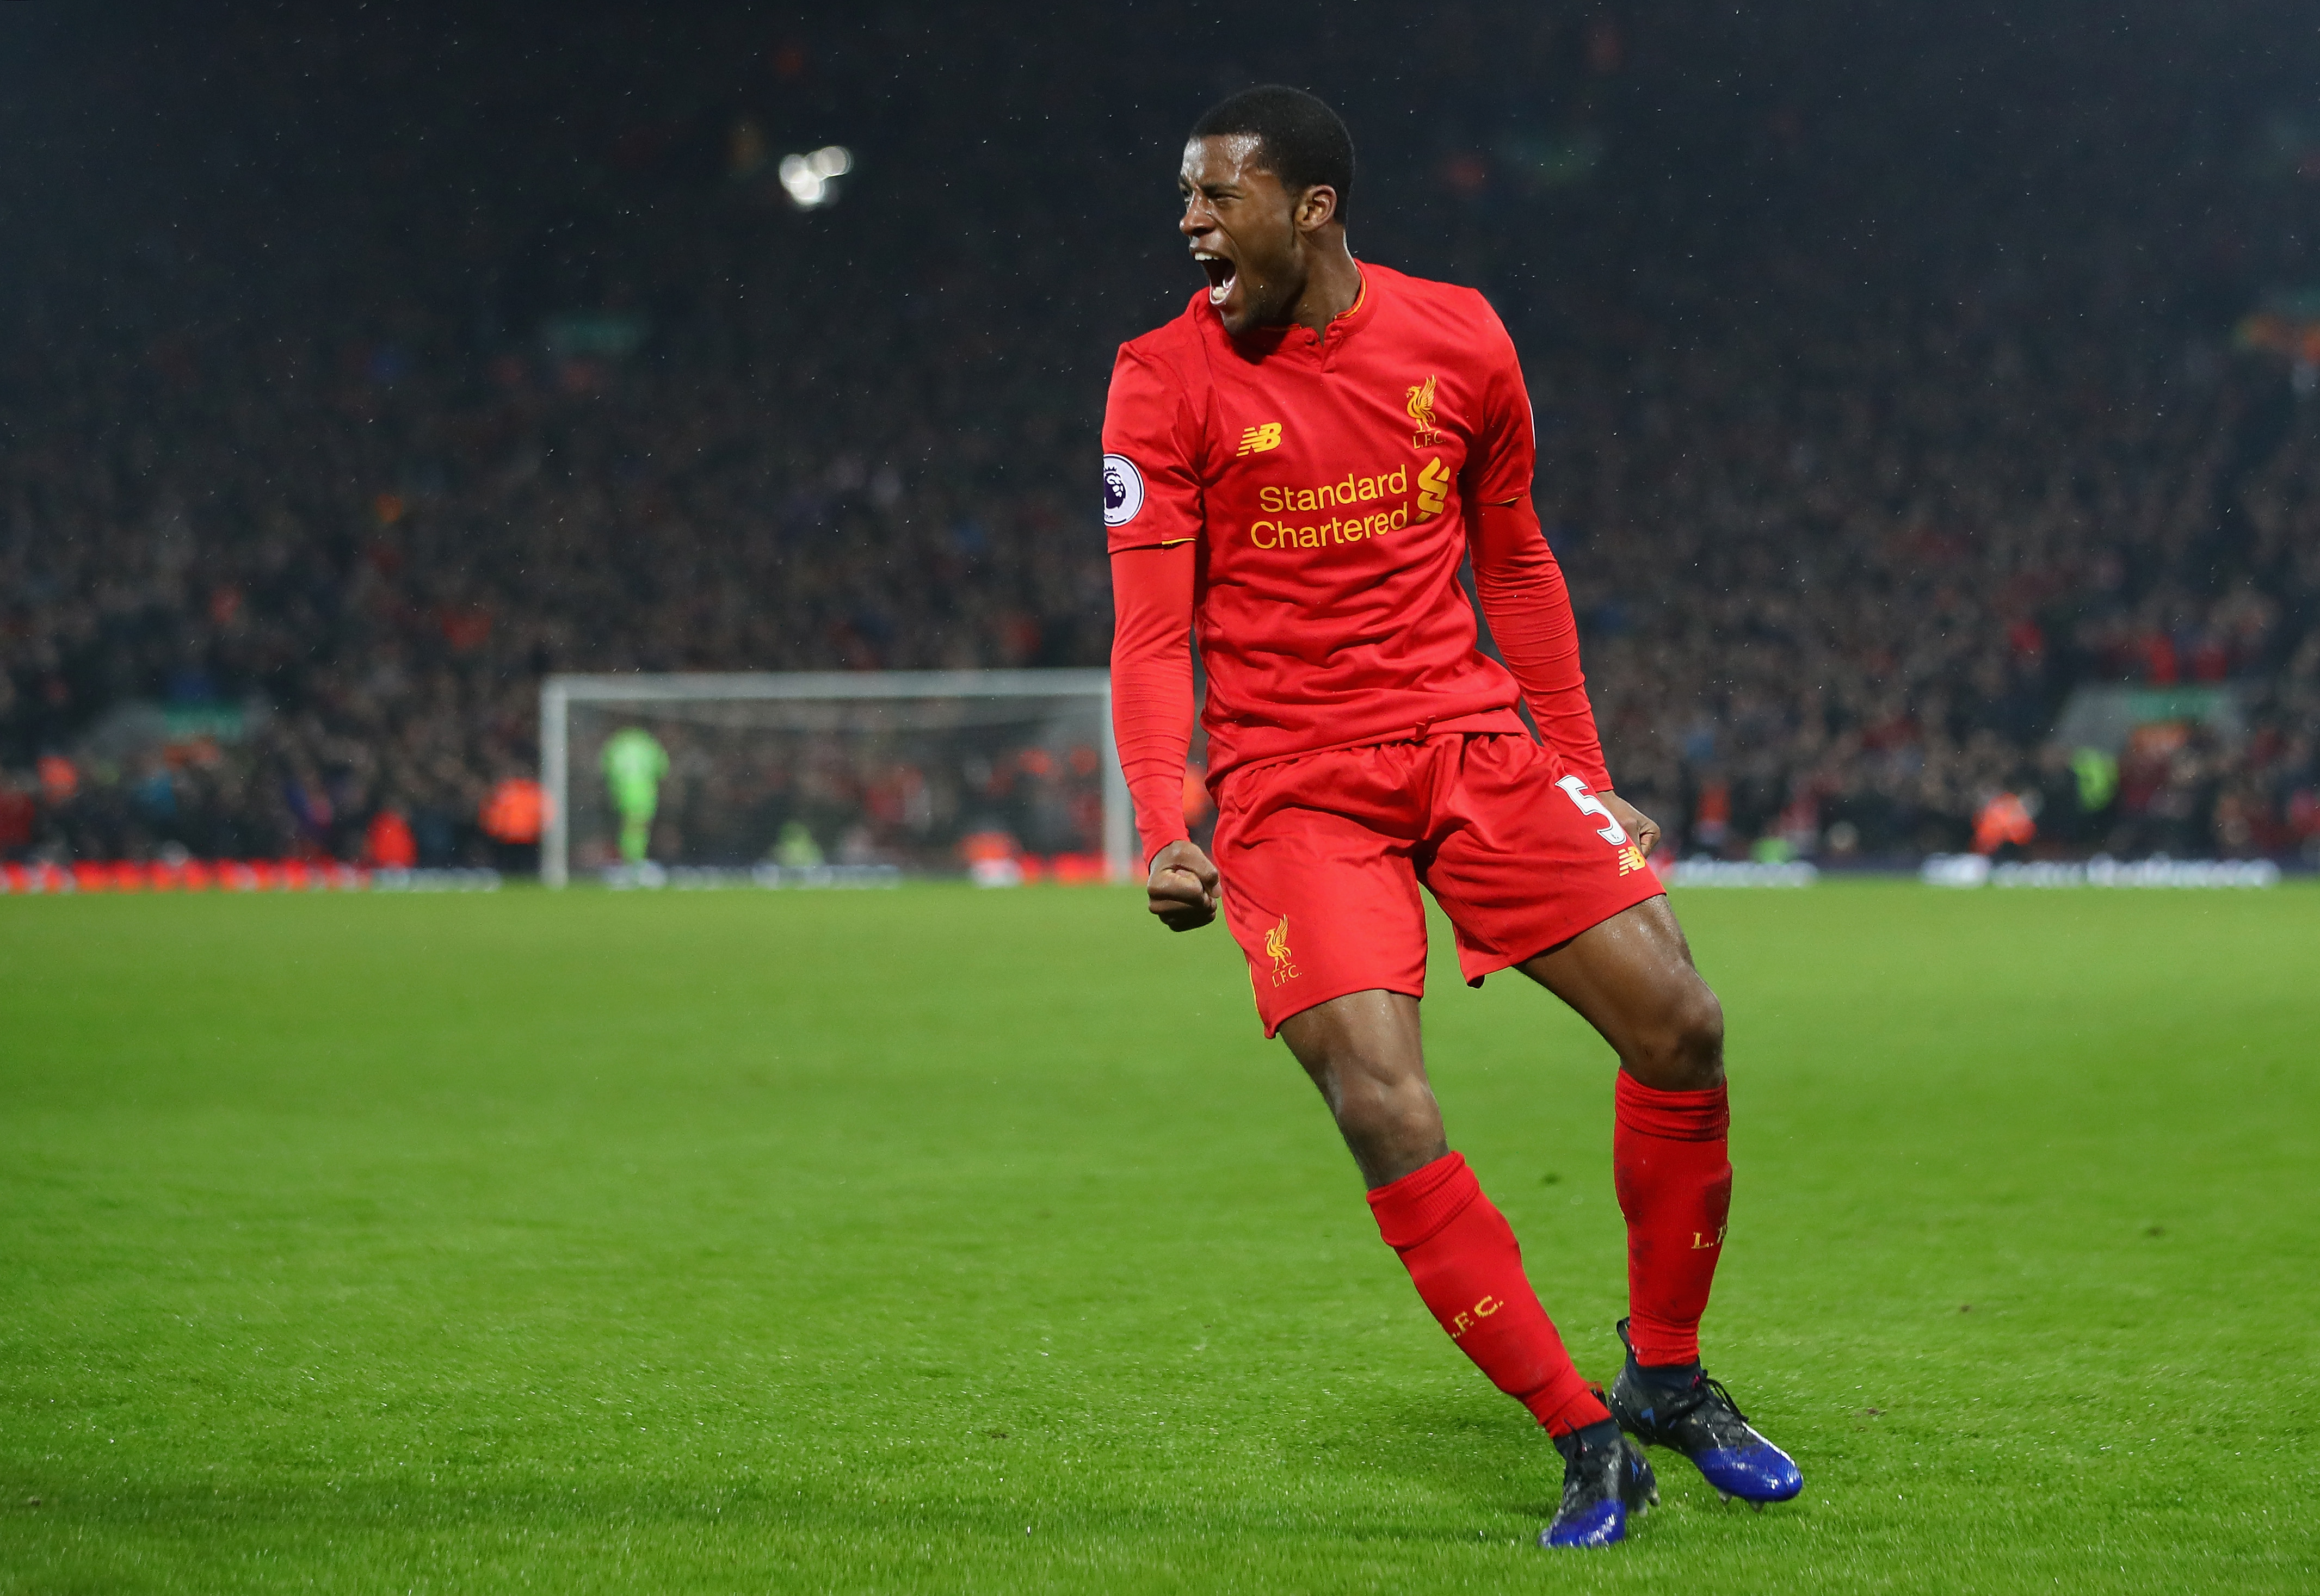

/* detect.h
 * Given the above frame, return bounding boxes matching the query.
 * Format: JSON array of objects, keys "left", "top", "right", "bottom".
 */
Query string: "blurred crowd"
[
  {"left": 1541, "top": 271, "right": 2320, "bottom": 862},
  {"left": 2, "top": 2, "right": 2315, "bottom": 869}
]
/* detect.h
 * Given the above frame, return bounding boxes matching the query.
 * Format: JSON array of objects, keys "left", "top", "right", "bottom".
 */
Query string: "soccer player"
[
  {"left": 600, "top": 725, "right": 669, "bottom": 866},
  {"left": 1103, "top": 86, "right": 1801, "bottom": 1549}
]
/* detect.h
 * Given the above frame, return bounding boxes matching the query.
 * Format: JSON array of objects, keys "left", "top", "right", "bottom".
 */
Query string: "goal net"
[{"left": 539, "top": 671, "right": 1131, "bottom": 888}]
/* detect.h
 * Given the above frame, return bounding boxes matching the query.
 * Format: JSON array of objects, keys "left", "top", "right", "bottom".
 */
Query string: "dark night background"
[{"left": 4, "top": 2, "right": 2318, "bottom": 868}]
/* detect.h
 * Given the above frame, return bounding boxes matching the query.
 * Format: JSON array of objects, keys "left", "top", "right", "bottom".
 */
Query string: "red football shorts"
[{"left": 1212, "top": 732, "right": 1665, "bottom": 1037}]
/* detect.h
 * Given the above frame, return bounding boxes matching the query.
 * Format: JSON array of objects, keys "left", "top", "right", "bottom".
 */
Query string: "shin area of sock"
[
  {"left": 1612, "top": 1074, "right": 1732, "bottom": 1369},
  {"left": 1366, "top": 1152, "right": 1600, "bottom": 1432}
]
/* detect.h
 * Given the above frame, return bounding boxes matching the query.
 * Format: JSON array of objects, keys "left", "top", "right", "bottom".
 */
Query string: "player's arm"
[
  {"left": 1459, "top": 303, "right": 1657, "bottom": 853},
  {"left": 1102, "top": 343, "right": 1219, "bottom": 930},
  {"left": 1467, "top": 498, "right": 1659, "bottom": 854},
  {"left": 1110, "top": 541, "right": 1218, "bottom": 929}
]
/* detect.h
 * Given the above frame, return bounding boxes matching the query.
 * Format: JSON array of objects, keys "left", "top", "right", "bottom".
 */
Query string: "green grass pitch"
[{"left": 3, "top": 882, "right": 2315, "bottom": 1592}]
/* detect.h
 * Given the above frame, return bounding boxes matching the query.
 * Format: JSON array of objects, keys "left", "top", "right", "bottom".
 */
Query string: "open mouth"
[{"left": 1194, "top": 250, "right": 1237, "bottom": 307}]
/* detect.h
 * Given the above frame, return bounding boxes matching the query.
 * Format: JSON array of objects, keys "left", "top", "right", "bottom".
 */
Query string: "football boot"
[
  {"left": 1608, "top": 1319, "right": 1803, "bottom": 1507},
  {"left": 1538, "top": 1418, "right": 1658, "bottom": 1549}
]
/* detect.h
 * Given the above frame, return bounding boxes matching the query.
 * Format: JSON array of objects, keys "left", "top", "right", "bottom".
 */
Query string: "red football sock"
[
  {"left": 1367, "top": 1153, "right": 1608, "bottom": 1435},
  {"left": 1613, "top": 1073, "right": 1733, "bottom": 1368}
]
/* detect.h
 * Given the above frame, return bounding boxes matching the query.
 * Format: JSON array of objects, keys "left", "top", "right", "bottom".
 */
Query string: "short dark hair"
[{"left": 1190, "top": 85, "right": 1355, "bottom": 220}]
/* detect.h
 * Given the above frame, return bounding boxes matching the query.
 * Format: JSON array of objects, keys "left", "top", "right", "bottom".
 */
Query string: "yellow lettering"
[{"left": 1240, "top": 461, "right": 1440, "bottom": 552}]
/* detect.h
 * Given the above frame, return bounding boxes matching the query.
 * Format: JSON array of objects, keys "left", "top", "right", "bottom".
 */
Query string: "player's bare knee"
[
  {"left": 1307, "top": 1055, "right": 1435, "bottom": 1168},
  {"left": 1672, "top": 984, "right": 1726, "bottom": 1086},
  {"left": 1628, "top": 982, "right": 1724, "bottom": 1091},
  {"left": 1334, "top": 1085, "right": 1447, "bottom": 1186},
  {"left": 1324, "top": 1056, "right": 1435, "bottom": 1135},
  {"left": 1677, "top": 985, "right": 1726, "bottom": 1082}
]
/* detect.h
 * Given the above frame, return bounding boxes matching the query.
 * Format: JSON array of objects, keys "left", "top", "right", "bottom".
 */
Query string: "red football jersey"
[{"left": 1103, "top": 264, "right": 1536, "bottom": 784}]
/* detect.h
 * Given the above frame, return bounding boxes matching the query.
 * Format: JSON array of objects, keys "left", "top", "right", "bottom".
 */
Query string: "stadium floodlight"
[
  {"left": 778, "top": 145, "right": 853, "bottom": 209},
  {"left": 539, "top": 670, "right": 1131, "bottom": 888}
]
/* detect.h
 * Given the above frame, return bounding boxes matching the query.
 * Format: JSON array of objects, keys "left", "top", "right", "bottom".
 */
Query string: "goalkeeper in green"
[{"left": 600, "top": 727, "right": 669, "bottom": 865}]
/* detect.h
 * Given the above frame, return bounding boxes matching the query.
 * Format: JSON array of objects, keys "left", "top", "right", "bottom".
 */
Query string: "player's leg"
[
  {"left": 1275, "top": 989, "right": 1599, "bottom": 1428},
  {"left": 1420, "top": 733, "right": 1799, "bottom": 1506},
  {"left": 1517, "top": 895, "right": 1729, "bottom": 1368},
  {"left": 616, "top": 797, "right": 654, "bottom": 864},
  {"left": 1518, "top": 898, "right": 1800, "bottom": 1505},
  {"left": 1275, "top": 989, "right": 1442, "bottom": 1185},
  {"left": 1275, "top": 988, "right": 1652, "bottom": 1547},
  {"left": 1216, "top": 741, "right": 1654, "bottom": 1547}
]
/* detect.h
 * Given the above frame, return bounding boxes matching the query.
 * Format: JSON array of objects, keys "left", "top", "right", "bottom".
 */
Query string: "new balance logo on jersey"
[
  {"left": 1237, "top": 422, "right": 1284, "bottom": 456},
  {"left": 1415, "top": 458, "right": 1451, "bottom": 519}
]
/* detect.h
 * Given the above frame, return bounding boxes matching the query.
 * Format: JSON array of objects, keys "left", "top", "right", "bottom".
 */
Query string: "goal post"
[{"left": 539, "top": 670, "right": 1132, "bottom": 888}]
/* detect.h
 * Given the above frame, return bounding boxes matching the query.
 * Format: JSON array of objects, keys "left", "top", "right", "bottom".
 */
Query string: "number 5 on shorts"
[{"left": 1555, "top": 775, "right": 1630, "bottom": 846}]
